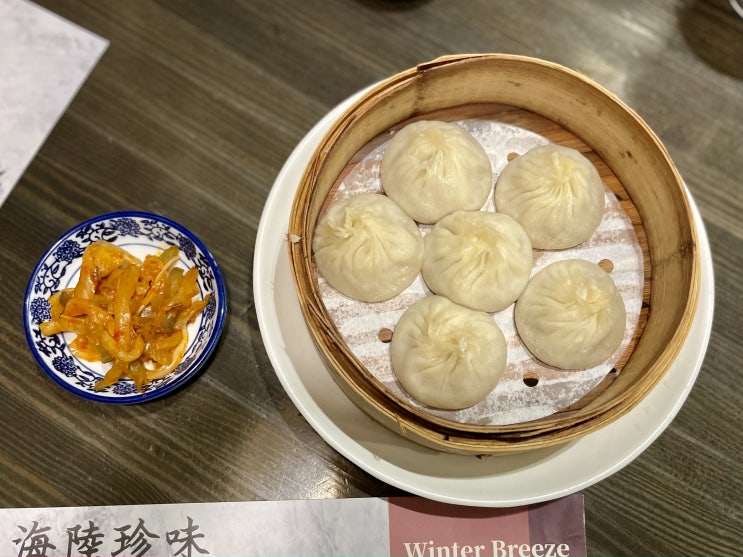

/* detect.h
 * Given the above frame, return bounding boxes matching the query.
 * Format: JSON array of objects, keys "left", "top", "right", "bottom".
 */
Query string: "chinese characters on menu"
[{"left": 12, "top": 515, "right": 208, "bottom": 557}]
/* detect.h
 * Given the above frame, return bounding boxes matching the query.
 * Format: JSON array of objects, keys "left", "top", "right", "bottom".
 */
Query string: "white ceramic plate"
[
  {"left": 254, "top": 92, "right": 714, "bottom": 507},
  {"left": 24, "top": 211, "right": 227, "bottom": 404}
]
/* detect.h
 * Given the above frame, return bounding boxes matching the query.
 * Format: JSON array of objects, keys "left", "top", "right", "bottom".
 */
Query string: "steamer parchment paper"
[{"left": 314, "top": 119, "right": 645, "bottom": 426}]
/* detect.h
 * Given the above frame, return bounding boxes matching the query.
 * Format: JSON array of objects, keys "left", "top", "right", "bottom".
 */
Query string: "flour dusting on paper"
[{"left": 315, "top": 120, "right": 644, "bottom": 426}]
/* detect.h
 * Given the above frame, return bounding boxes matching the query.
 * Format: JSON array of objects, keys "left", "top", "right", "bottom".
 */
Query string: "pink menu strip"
[
  {"left": 528, "top": 496, "right": 587, "bottom": 557},
  {"left": 388, "top": 495, "right": 585, "bottom": 557}
]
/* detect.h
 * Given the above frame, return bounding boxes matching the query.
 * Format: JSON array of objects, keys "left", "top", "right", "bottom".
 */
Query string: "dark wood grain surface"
[{"left": 1, "top": 1, "right": 741, "bottom": 555}]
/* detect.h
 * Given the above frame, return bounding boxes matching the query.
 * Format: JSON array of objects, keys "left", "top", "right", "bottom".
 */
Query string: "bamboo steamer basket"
[{"left": 288, "top": 54, "right": 700, "bottom": 454}]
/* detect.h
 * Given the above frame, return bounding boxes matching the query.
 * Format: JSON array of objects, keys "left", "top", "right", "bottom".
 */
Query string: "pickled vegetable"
[{"left": 40, "top": 240, "right": 210, "bottom": 392}]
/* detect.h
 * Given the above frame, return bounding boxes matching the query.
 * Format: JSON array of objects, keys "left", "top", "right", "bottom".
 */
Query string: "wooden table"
[{"left": 1, "top": 1, "right": 741, "bottom": 554}]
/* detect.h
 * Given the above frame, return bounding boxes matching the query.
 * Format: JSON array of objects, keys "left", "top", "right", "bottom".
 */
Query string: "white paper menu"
[
  {"left": 0, "top": 495, "right": 586, "bottom": 557},
  {"left": 0, "top": 0, "right": 108, "bottom": 208}
]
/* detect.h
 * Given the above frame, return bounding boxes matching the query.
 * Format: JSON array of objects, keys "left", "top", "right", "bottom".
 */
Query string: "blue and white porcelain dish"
[{"left": 23, "top": 211, "right": 227, "bottom": 404}]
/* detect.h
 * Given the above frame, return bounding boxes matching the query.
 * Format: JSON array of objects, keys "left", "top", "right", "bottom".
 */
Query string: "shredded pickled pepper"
[{"left": 41, "top": 240, "right": 210, "bottom": 392}]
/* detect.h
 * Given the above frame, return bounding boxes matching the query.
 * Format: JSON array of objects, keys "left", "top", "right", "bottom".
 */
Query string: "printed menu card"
[
  {"left": 0, "top": 494, "right": 585, "bottom": 557},
  {"left": 0, "top": 0, "right": 108, "bottom": 207}
]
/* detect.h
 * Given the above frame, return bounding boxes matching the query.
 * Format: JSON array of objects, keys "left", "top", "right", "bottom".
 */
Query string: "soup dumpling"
[
  {"left": 380, "top": 120, "right": 492, "bottom": 224},
  {"left": 495, "top": 144, "right": 605, "bottom": 249},
  {"left": 422, "top": 210, "right": 532, "bottom": 312},
  {"left": 313, "top": 193, "right": 423, "bottom": 302},
  {"left": 515, "top": 259, "right": 626, "bottom": 370},
  {"left": 390, "top": 295, "right": 507, "bottom": 410}
]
